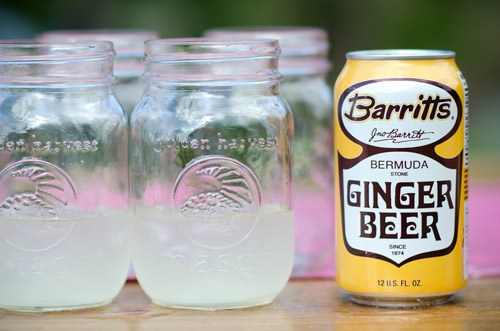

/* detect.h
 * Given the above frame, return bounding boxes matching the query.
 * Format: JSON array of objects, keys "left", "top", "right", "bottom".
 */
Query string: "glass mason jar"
[
  {"left": 205, "top": 27, "right": 334, "bottom": 276},
  {"left": 37, "top": 29, "right": 159, "bottom": 119},
  {"left": 0, "top": 41, "right": 130, "bottom": 311},
  {"left": 130, "top": 39, "right": 294, "bottom": 309}
]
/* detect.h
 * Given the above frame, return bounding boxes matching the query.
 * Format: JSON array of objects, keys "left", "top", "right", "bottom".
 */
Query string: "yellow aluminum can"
[{"left": 334, "top": 50, "right": 468, "bottom": 308}]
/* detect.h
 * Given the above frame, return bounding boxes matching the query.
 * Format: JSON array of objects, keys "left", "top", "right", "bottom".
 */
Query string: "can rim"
[{"left": 346, "top": 49, "right": 455, "bottom": 60}]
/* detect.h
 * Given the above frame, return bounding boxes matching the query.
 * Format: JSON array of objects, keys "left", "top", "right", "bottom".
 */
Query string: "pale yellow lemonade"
[
  {"left": 132, "top": 204, "right": 294, "bottom": 309},
  {"left": 0, "top": 212, "right": 131, "bottom": 311}
]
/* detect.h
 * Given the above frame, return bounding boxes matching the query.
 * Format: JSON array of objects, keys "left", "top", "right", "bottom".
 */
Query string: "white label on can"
[
  {"left": 341, "top": 152, "right": 458, "bottom": 265},
  {"left": 338, "top": 78, "right": 463, "bottom": 267}
]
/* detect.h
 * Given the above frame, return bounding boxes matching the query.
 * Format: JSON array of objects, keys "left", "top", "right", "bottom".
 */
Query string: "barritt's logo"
[
  {"left": 337, "top": 78, "right": 463, "bottom": 267},
  {"left": 338, "top": 78, "right": 461, "bottom": 149},
  {"left": 343, "top": 93, "right": 452, "bottom": 122}
]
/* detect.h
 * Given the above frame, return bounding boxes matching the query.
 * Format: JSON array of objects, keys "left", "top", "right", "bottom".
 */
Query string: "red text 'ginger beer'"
[{"left": 334, "top": 50, "right": 468, "bottom": 308}]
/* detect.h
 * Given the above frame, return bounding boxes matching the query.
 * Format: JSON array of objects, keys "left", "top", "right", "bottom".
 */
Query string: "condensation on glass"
[
  {"left": 0, "top": 41, "right": 130, "bottom": 312},
  {"left": 37, "top": 29, "right": 159, "bottom": 118},
  {"left": 205, "top": 27, "right": 334, "bottom": 276},
  {"left": 130, "top": 38, "right": 294, "bottom": 310}
]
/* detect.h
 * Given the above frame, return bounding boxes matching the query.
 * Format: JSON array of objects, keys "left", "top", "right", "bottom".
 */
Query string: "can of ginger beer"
[{"left": 334, "top": 50, "right": 468, "bottom": 308}]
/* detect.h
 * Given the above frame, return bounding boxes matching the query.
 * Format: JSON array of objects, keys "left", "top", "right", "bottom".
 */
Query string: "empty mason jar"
[
  {"left": 0, "top": 41, "right": 130, "bottom": 311},
  {"left": 205, "top": 27, "right": 334, "bottom": 276},
  {"left": 37, "top": 29, "right": 159, "bottom": 118},
  {"left": 130, "top": 38, "right": 294, "bottom": 309}
]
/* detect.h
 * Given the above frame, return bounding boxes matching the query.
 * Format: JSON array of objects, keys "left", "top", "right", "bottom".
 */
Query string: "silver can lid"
[{"left": 346, "top": 49, "right": 455, "bottom": 60}]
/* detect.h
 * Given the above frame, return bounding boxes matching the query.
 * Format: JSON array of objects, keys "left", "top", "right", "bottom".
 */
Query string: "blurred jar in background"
[
  {"left": 205, "top": 27, "right": 334, "bottom": 277},
  {"left": 0, "top": 41, "right": 130, "bottom": 311},
  {"left": 37, "top": 29, "right": 159, "bottom": 118},
  {"left": 130, "top": 38, "right": 294, "bottom": 309}
]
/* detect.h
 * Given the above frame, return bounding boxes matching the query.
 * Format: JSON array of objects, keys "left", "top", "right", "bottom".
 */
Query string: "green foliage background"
[{"left": 1, "top": 0, "right": 498, "bottom": 179}]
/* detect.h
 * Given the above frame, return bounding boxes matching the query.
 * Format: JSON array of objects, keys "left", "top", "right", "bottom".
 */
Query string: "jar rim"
[
  {"left": 145, "top": 38, "right": 281, "bottom": 61},
  {"left": 0, "top": 40, "right": 116, "bottom": 85},
  {"left": 38, "top": 28, "right": 157, "bottom": 39},
  {"left": 204, "top": 26, "right": 329, "bottom": 56},
  {"left": 147, "top": 38, "right": 280, "bottom": 46},
  {"left": 142, "top": 38, "right": 282, "bottom": 85},
  {"left": 37, "top": 29, "right": 158, "bottom": 58},
  {"left": 0, "top": 40, "right": 115, "bottom": 62}
]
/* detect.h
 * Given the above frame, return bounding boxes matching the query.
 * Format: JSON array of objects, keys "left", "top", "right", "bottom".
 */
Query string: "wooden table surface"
[{"left": 2, "top": 278, "right": 500, "bottom": 330}]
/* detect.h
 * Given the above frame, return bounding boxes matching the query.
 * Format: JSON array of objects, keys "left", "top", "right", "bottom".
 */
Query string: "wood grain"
[{"left": 1, "top": 278, "right": 500, "bottom": 330}]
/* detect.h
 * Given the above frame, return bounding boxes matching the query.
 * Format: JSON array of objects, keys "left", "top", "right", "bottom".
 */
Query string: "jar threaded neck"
[
  {"left": 0, "top": 41, "right": 116, "bottom": 85},
  {"left": 142, "top": 38, "right": 283, "bottom": 85}
]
